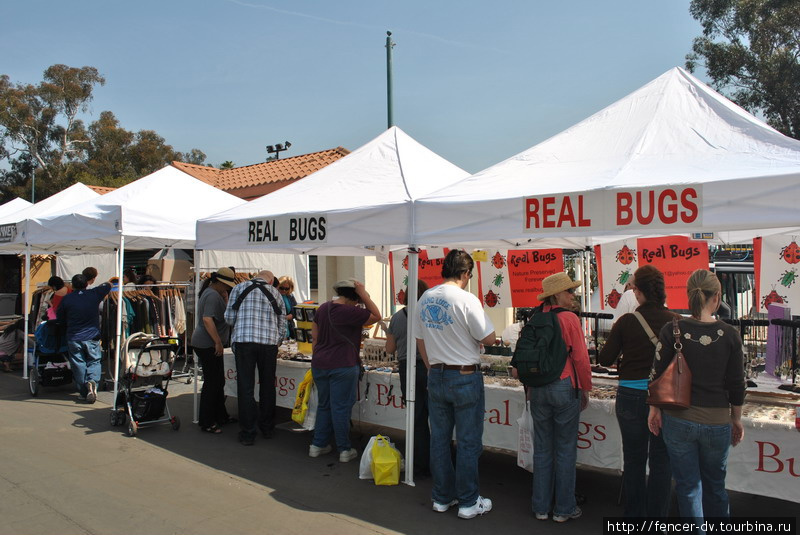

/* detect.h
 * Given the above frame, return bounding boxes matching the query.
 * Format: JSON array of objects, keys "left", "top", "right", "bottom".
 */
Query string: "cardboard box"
[{"left": 146, "top": 249, "right": 193, "bottom": 282}]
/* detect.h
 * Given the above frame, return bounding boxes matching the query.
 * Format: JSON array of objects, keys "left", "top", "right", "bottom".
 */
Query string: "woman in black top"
[
  {"left": 648, "top": 269, "right": 745, "bottom": 523},
  {"left": 598, "top": 265, "right": 676, "bottom": 517}
]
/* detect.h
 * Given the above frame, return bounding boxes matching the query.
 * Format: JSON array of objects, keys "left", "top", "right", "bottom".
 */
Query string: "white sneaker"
[
  {"left": 308, "top": 444, "right": 332, "bottom": 457},
  {"left": 339, "top": 448, "right": 358, "bottom": 462},
  {"left": 458, "top": 496, "right": 492, "bottom": 519},
  {"left": 432, "top": 499, "right": 458, "bottom": 513},
  {"left": 86, "top": 381, "right": 97, "bottom": 404},
  {"left": 535, "top": 512, "right": 549, "bottom": 521},
  {"left": 552, "top": 506, "right": 582, "bottom": 523}
]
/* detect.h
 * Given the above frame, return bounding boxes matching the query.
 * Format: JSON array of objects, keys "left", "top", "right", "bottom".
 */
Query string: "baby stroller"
[
  {"left": 29, "top": 320, "right": 73, "bottom": 397},
  {"left": 110, "top": 332, "right": 181, "bottom": 437}
]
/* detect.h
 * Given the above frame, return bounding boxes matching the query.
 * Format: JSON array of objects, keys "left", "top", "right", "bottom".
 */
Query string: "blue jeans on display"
[
  {"left": 311, "top": 365, "right": 359, "bottom": 452},
  {"left": 66, "top": 340, "right": 102, "bottom": 397},
  {"left": 616, "top": 387, "right": 672, "bottom": 517},
  {"left": 233, "top": 342, "right": 278, "bottom": 441},
  {"left": 661, "top": 412, "right": 731, "bottom": 528},
  {"left": 530, "top": 376, "right": 581, "bottom": 517},
  {"left": 427, "top": 368, "right": 485, "bottom": 508}
]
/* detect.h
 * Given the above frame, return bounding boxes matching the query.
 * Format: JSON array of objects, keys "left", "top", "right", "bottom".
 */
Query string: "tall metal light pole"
[{"left": 386, "top": 31, "right": 395, "bottom": 128}]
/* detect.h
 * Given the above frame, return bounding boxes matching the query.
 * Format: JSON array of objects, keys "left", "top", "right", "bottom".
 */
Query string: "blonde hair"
[
  {"left": 278, "top": 276, "right": 294, "bottom": 291},
  {"left": 686, "top": 269, "right": 720, "bottom": 318}
]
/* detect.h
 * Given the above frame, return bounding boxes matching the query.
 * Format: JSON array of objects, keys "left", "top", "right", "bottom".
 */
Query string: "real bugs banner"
[
  {"left": 636, "top": 235, "right": 709, "bottom": 310},
  {"left": 388, "top": 248, "right": 449, "bottom": 305},
  {"left": 476, "top": 249, "right": 564, "bottom": 308},
  {"left": 596, "top": 239, "right": 639, "bottom": 311},
  {"left": 755, "top": 235, "right": 800, "bottom": 313}
]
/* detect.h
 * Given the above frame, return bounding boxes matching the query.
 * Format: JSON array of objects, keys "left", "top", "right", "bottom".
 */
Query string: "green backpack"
[{"left": 511, "top": 305, "right": 570, "bottom": 387}]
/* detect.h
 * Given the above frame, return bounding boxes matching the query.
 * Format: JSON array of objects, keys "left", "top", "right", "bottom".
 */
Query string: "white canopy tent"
[
  {"left": 196, "top": 126, "right": 470, "bottom": 255},
  {"left": 0, "top": 183, "right": 102, "bottom": 378},
  {"left": 196, "top": 126, "right": 470, "bottom": 485},
  {"left": 0, "top": 197, "right": 33, "bottom": 220},
  {"left": 415, "top": 67, "right": 800, "bottom": 248},
  {"left": 22, "top": 167, "right": 247, "bottom": 415}
]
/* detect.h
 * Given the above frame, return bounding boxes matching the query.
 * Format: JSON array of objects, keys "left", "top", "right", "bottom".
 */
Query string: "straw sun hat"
[
  {"left": 537, "top": 272, "right": 581, "bottom": 301},
  {"left": 215, "top": 267, "right": 236, "bottom": 288}
]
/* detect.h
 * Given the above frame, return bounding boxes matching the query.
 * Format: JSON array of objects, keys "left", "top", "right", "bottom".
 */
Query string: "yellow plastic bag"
[
  {"left": 370, "top": 435, "right": 401, "bottom": 486},
  {"left": 292, "top": 369, "right": 313, "bottom": 424}
]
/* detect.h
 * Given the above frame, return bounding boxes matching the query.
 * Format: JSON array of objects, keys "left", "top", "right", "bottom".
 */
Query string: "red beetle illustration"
[
  {"left": 779, "top": 241, "right": 800, "bottom": 264},
  {"left": 762, "top": 290, "right": 787, "bottom": 309},
  {"left": 402, "top": 255, "right": 409, "bottom": 270},
  {"left": 484, "top": 289, "right": 500, "bottom": 308},
  {"left": 605, "top": 289, "right": 622, "bottom": 308},
  {"left": 616, "top": 245, "right": 636, "bottom": 265},
  {"left": 491, "top": 251, "right": 506, "bottom": 270},
  {"left": 397, "top": 289, "right": 406, "bottom": 305}
]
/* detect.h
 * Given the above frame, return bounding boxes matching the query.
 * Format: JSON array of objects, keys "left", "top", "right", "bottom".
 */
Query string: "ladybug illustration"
[
  {"left": 616, "top": 270, "right": 632, "bottom": 286},
  {"left": 402, "top": 255, "right": 409, "bottom": 270},
  {"left": 780, "top": 268, "right": 798, "bottom": 288},
  {"left": 492, "top": 273, "right": 505, "bottom": 287},
  {"left": 762, "top": 290, "right": 787, "bottom": 309},
  {"left": 616, "top": 245, "right": 636, "bottom": 265},
  {"left": 484, "top": 289, "right": 500, "bottom": 308},
  {"left": 397, "top": 289, "right": 406, "bottom": 305},
  {"left": 779, "top": 241, "right": 800, "bottom": 264},
  {"left": 605, "top": 289, "right": 622, "bottom": 308},
  {"left": 491, "top": 251, "right": 506, "bottom": 270}
]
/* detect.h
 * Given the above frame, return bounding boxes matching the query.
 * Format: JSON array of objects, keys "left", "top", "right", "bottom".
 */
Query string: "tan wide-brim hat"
[
  {"left": 537, "top": 272, "right": 581, "bottom": 301},
  {"left": 333, "top": 278, "right": 357, "bottom": 292},
  {"left": 215, "top": 267, "right": 236, "bottom": 288}
]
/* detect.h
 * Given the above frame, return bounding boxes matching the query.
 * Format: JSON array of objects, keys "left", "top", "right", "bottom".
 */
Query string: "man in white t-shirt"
[{"left": 415, "top": 249, "right": 495, "bottom": 520}]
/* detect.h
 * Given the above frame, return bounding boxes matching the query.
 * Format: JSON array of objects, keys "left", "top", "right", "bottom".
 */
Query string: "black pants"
[
  {"left": 233, "top": 342, "right": 278, "bottom": 440},
  {"left": 398, "top": 358, "right": 431, "bottom": 473},
  {"left": 195, "top": 346, "right": 229, "bottom": 428}
]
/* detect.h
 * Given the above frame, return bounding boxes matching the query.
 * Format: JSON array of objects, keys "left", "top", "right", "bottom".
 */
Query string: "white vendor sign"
[{"left": 223, "top": 355, "right": 799, "bottom": 504}]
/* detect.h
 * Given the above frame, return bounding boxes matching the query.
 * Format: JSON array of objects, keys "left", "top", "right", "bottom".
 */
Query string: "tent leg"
[
  {"left": 403, "top": 247, "right": 419, "bottom": 487},
  {"left": 112, "top": 237, "right": 125, "bottom": 412},
  {"left": 22, "top": 246, "right": 31, "bottom": 379},
  {"left": 193, "top": 250, "right": 200, "bottom": 424}
]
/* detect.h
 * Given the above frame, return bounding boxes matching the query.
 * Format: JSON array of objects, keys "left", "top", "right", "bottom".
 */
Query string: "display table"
[{"left": 222, "top": 353, "right": 799, "bottom": 504}]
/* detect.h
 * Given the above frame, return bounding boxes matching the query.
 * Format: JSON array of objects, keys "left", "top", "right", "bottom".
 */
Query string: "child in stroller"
[{"left": 29, "top": 320, "right": 72, "bottom": 396}]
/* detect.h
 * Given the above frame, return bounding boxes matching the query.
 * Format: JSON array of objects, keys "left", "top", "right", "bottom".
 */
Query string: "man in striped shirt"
[{"left": 225, "top": 270, "right": 287, "bottom": 446}]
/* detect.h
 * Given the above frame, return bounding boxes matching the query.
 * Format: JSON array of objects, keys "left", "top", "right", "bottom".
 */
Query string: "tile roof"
[
  {"left": 85, "top": 185, "right": 116, "bottom": 195},
  {"left": 171, "top": 147, "right": 350, "bottom": 200}
]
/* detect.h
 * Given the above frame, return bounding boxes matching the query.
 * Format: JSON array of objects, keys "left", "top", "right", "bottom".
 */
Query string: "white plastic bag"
[
  {"left": 359, "top": 436, "right": 380, "bottom": 479},
  {"left": 517, "top": 402, "right": 534, "bottom": 472},
  {"left": 301, "top": 384, "right": 318, "bottom": 431}
]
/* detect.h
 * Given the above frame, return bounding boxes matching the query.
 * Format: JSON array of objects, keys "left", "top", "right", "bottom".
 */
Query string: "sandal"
[{"left": 200, "top": 424, "right": 222, "bottom": 434}]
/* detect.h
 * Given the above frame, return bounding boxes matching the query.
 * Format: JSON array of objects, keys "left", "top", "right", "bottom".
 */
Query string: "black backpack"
[{"left": 511, "top": 305, "right": 570, "bottom": 387}]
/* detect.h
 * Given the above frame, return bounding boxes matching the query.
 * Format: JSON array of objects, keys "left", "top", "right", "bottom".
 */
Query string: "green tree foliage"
[
  {"left": 219, "top": 160, "right": 235, "bottom": 169},
  {"left": 686, "top": 0, "right": 800, "bottom": 139},
  {"left": 0, "top": 64, "right": 208, "bottom": 201}
]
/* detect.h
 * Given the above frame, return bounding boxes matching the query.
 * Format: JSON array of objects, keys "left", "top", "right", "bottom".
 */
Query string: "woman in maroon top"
[{"left": 309, "top": 279, "right": 380, "bottom": 463}]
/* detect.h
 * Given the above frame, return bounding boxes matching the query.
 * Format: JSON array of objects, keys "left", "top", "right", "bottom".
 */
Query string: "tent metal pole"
[
  {"left": 22, "top": 245, "right": 31, "bottom": 379},
  {"left": 403, "top": 246, "right": 418, "bottom": 486},
  {"left": 193, "top": 250, "right": 200, "bottom": 424},
  {"left": 112, "top": 236, "right": 125, "bottom": 412}
]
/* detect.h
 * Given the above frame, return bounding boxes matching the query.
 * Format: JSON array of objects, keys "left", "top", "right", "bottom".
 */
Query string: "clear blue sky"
[{"left": 3, "top": 0, "right": 704, "bottom": 174}]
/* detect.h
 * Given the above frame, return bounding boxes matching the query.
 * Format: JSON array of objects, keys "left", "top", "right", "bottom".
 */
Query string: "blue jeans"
[
  {"left": 398, "top": 358, "right": 430, "bottom": 473},
  {"left": 311, "top": 365, "right": 359, "bottom": 452},
  {"left": 662, "top": 412, "right": 731, "bottom": 527},
  {"left": 66, "top": 340, "right": 102, "bottom": 397},
  {"left": 427, "top": 368, "right": 485, "bottom": 508},
  {"left": 530, "top": 377, "right": 580, "bottom": 517},
  {"left": 233, "top": 342, "right": 278, "bottom": 440},
  {"left": 616, "top": 387, "right": 672, "bottom": 517}
]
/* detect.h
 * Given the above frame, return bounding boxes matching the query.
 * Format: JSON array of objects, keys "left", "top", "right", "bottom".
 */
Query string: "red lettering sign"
[
  {"left": 636, "top": 236, "right": 709, "bottom": 309},
  {"left": 615, "top": 187, "right": 701, "bottom": 228},
  {"left": 524, "top": 195, "right": 591, "bottom": 230}
]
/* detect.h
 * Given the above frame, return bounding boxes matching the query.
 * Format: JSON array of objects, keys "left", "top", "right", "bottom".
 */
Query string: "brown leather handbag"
[{"left": 646, "top": 318, "right": 692, "bottom": 410}]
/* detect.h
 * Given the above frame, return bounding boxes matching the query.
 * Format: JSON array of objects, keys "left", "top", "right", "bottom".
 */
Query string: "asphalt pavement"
[{"left": 0, "top": 368, "right": 795, "bottom": 535}]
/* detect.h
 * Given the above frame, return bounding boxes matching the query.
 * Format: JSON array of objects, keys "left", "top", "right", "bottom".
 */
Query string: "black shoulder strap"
[{"left": 232, "top": 280, "right": 283, "bottom": 317}]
